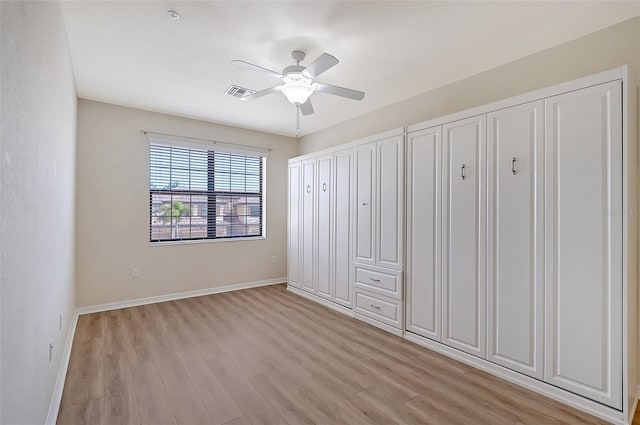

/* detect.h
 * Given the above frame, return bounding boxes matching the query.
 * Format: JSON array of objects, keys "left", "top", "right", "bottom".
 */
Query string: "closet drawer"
[
  {"left": 354, "top": 289, "right": 402, "bottom": 329},
  {"left": 354, "top": 265, "right": 402, "bottom": 299}
]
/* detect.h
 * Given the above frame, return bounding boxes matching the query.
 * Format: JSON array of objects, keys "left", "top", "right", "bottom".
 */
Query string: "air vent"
[{"left": 225, "top": 85, "right": 256, "bottom": 98}]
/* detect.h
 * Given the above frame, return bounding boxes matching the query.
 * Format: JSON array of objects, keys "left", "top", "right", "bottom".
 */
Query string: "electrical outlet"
[
  {"left": 49, "top": 340, "right": 53, "bottom": 362},
  {"left": 59, "top": 313, "right": 62, "bottom": 331},
  {"left": 271, "top": 256, "right": 276, "bottom": 264},
  {"left": 131, "top": 267, "right": 141, "bottom": 278}
]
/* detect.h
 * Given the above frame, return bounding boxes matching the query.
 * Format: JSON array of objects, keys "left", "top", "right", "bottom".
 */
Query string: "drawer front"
[
  {"left": 354, "top": 290, "right": 402, "bottom": 328},
  {"left": 354, "top": 266, "right": 402, "bottom": 299}
]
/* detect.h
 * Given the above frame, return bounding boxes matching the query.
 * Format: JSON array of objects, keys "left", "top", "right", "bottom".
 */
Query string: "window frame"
[{"left": 148, "top": 138, "right": 267, "bottom": 245}]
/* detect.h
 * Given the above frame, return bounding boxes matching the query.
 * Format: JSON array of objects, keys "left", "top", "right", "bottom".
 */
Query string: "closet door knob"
[
  {"left": 306, "top": 185, "right": 311, "bottom": 193},
  {"left": 461, "top": 164, "right": 466, "bottom": 180},
  {"left": 362, "top": 202, "right": 368, "bottom": 206},
  {"left": 322, "top": 182, "right": 327, "bottom": 192},
  {"left": 511, "top": 157, "right": 517, "bottom": 175}
]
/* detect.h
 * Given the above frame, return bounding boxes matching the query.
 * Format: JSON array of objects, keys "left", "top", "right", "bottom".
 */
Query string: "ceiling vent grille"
[{"left": 225, "top": 85, "right": 256, "bottom": 98}]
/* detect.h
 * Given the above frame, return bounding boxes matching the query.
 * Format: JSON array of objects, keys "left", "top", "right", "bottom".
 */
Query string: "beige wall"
[
  {"left": 0, "top": 1, "right": 78, "bottom": 424},
  {"left": 300, "top": 17, "right": 640, "bottom": 154},
  {"left": 300, "top": 16, "right": 640, "bottom": 410},
  {"left": 75, "top": 100, "right": 297, "bottom": 307}
]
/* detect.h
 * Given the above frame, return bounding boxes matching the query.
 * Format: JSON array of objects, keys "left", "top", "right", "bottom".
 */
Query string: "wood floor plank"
[
  {"left": 223, "top": 416, "right": 252, "bottom": 425},
  {"left": 151, "top": 345, "right": 190, "bottom": 388},
  {"left": 58, "top": 284, "right": 614, "bottom": 425},
  {"left": 234, "top": 290, "right": 375, "bottom": 391},
  {"left": 176, "top": 348, "right": 243, "bottom": 425},
  {"left": 356, "top": 384, "right": 423, "bottom": 425},
  {"left": 165, "top": 380, "right": 214, "bottom": 425},
  {"left": 121, "top": 318, "right": 153, "bottom": 367},
  {"left": 241, "top": 288, "right": 416, "bottom": 398},
  {"left": 66, "top": 335, "right": 104, "bottom": 401},
  {"left": 103, "top": 351, "right": 141, "bottom": 425},
  {"left": 130, "top": 362, "right": 178, "bottom": 425},
  {"left": 248, "top": 372, "right": 318, "bottom": 425},
  {"left": 303, "top": 371, "right": 399, "bottom": 425},
  {"left": 103, "top": 310, "right": 126, "bottom": 355},
  {"left": 57, "top": 395, "right": 105, "bottom": 425},
  {"left": 208, "top": 355, "right": 285, "bottom": 425}
]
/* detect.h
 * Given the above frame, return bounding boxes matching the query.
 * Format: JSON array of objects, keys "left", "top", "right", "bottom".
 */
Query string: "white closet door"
[
  {"left": 354, "top": 142, "right": 376, "bottom": 266},
  {"left": 301, "top": 159, "right": 316, "bottom": 292},
  {"left": 406, "top": 126, "right": 441, "bottom": 340},
  {"left": 544, "top": 81, "right": 622, "bottom": 409},
  {"left": 442, "top": 115, "right": 487, "bottom": 358},
  {"left": 333, "top": 148, "right": 353, "bottom": 307},
  {"left": 316, "top": 155, "right": 333, "bottom": 299},
  {"left": 376, "top": 135, "right": 404, "bottom": 270},
  {"left": 487, "top": 101, "right": 543, "bottom": 379},
  {"left": 288, "top": 161, "right": 302, "bottom": 287}
]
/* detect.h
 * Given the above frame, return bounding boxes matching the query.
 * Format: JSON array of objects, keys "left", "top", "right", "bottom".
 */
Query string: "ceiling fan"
[{"left": 231, "top": 50, "right": 365, "bottom": 118}]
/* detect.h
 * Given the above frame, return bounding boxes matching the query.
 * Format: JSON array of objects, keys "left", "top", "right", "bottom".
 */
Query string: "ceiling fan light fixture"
[{"left": 280, "top": 82, "right": 315, "bottom": 105}]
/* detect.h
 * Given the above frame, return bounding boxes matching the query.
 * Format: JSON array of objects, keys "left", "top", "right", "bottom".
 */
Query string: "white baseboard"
[
  {"left": 46, "top": 277, "right": 285, "bottom": 425},
  {"left": 404, "top": 331, "right": 627, "bottom": 425},
  {"left": 286, "top": 285, "right": 354, "bottom": 317},
  {"left": 353, "top": 312, "right": 403, "bottom": 336},
  {"left": 46, "top": 279, "right": 631, "bottom": 425},
  {"left": 286, "top": 285, "right": 404, "bottom": 337},
  {"left": 45, "top": 312, "right": 79, "bottom": 425},
  {"left": 76, "top": 277, "right": 286, "bottom": 315},
  {"left": 629, "top": 388, "right": 639, "bottom": 424}
]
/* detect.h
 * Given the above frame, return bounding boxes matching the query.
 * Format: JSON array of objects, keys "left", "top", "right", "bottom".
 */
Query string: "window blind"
[{"left": 149, "top": 140, "right": 264, "bottom": 242}]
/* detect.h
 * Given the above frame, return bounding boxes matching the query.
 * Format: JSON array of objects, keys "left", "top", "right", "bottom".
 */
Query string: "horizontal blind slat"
[{"left": 150, "top": 141, "right": 263, "bottom": 241}]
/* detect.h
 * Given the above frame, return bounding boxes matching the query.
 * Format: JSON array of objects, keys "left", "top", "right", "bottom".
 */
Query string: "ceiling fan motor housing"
[{"left": 283, "top": 65, "right": 306, "bottom": 77}]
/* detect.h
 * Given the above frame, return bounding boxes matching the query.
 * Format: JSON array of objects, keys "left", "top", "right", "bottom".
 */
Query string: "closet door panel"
[
  {"left": 377, "top": 136, "right": 404, "bottom": 270},
  {"left": 288, "top": 162, "right": 302, "bottom": 287},
  {"left": 487, "top": 101, "right": 543, "bottom": 379},
  {"left": 316, "top": 155, "right": 333, "bottom": 299},
  {"left": 406, "top": 127, "right": 441, "bottom": 340},
  {"left": 442, "top": 115, "right": 486, "bottom": 358},
  {"left": 334, "top": 148, "right": 353, "bottom": 307},
  {"left": 301, "top": 159, "right": 316, "bottom": 292},
  {"left": 355, "top": 142, "right": 376, "bottom": 266},
  {"left": 544, "top": 81, "right": 622, "bottom": 408}
]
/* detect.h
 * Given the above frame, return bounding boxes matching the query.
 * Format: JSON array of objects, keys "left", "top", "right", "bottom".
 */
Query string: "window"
[{"left": 149, "top": 139, "right": 265, "bottom": 242}]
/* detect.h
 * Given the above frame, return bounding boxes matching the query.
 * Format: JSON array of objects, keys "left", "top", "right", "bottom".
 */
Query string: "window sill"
[{"left": 149, "top": 236, "right": 266, "bottom": 247}]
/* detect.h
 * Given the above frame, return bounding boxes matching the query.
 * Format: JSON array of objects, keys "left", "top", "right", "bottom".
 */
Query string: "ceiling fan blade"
[
  {"left": 231, "top": 60, "right": 282, "bottom": 78},
  {"left": 240, "top": 85, "right": 282, "bottom": 101},
  {"left": 299, "top": 99, "right": 314, "bottom": 116},
  {"left": 316, "top": 83, "right": 365, "bottom": 101},
  {"left": 302, "top": 53, "right": 339, "bottom": 78}
]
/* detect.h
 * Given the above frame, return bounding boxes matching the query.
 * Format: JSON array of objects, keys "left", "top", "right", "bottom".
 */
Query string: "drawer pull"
[
  {"left": 370, "top": 304, "right": 381, "bottom": 309},
  {"left": 369, "top": 278, "right": 381, "bottom": 282}
]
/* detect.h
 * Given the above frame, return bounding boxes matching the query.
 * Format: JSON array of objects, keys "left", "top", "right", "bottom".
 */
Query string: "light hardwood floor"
[{"left": 58, "top": 284, "right": 619, "bottom": 425}]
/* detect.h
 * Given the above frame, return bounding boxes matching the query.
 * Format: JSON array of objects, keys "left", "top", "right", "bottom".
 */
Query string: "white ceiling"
[{"left": 61, "top": 1, "right": 639, "bottom": 138}]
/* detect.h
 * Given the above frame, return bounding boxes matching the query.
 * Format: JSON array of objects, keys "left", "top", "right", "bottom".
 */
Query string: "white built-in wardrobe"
[
  {"left": 288, "top": 147, "right": 355, "bottom": 307},
  {"left": 287, "top": 67, "right": 635, "bottom": 424}
]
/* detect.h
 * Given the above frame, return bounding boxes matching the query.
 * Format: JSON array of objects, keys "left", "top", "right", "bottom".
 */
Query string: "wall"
[
  {"left": 0, "top": 1, "right": 78, "bottom": 424},
  {"left": 300, "top": 16, "right": 639, "bottom": 154},
  {"left": 300, "top": 16, "right": 640, "bottom": 413},
  {"left": 75, "top": 100, "right": 297, "bottom": 307}
]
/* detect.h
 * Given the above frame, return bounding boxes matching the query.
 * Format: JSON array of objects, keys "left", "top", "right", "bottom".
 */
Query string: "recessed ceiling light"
[{"left": 167, "top": 10, "right": 180, "bottom": 21}]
